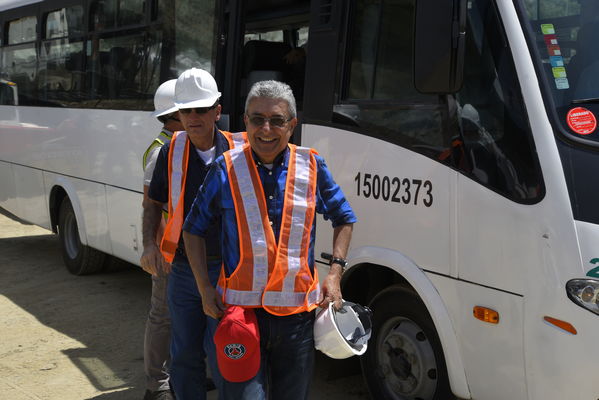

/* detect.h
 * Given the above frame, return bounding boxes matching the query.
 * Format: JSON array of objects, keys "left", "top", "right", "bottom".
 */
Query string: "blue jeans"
[
  {"left": 168, "top": 259, "right": 223, "bottom": 400},
  {"left": 221, "top": 309, "right": 315, "bottom": 400}
]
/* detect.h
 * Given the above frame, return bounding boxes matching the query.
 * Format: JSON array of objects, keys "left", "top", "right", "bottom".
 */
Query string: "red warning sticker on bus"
[{"left": 567, "top": 107, "right": 597, "bottom": 135}]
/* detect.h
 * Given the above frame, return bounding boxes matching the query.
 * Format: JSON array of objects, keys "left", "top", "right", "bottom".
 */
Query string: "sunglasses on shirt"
[
  {"left": 247, "top": 115, "right": 292, "bottom": 128},
  {"left": 179, "top": 104, "right": 217, "bottom": 115}
]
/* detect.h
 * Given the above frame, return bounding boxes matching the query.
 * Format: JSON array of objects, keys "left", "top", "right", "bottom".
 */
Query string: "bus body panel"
[
  {"left": 12, "top": 164, "right": 49, "bottom": 229},
  {"left": 0, "top": 107, "right": 158, "bottom": 192},
  {"left": 105, "top": 186, "right": 143, "bottom": 264},
  {"left": 0, "top": 160, "right": 18, "bottom": 217},
  {"left": 303, "top": 124, "right": 455, "bottom": 278},
  {"left": 0, "top": 105, "right": 161, "bottom": 260},
  {"left": 428, "top": 273, "right": 526, "bottom": 400},
  {"left": 523, "top": 295, "right": 599, "bottom": 399}
]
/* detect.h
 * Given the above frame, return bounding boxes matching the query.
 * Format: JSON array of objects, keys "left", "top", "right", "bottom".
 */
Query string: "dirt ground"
[{"left": 0, "top": 209, "right": 370, "bottom": 400}]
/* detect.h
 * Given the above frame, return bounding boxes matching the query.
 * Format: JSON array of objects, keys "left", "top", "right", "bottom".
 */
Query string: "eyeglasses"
[
  {"left": 179, "top": 104, "right": 217, "bottom": 115},
  {"left": 247, "top": 115, "right": 292, "bottom": 128}
]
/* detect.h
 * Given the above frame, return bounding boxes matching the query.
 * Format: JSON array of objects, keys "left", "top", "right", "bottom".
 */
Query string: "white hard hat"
[
  {"left": 174, "top": 68, "right": 221, "bottom": 109},
  {"left": 151, "top": 79, "right": 178, "bottom": 118},
  {"left": 314, "top": 300, "right": 372, "bottom": 359}
]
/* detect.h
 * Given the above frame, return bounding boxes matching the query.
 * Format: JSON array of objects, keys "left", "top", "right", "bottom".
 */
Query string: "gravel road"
[{"left": 0, "top": 209, "right": 370, "bottom": 400}]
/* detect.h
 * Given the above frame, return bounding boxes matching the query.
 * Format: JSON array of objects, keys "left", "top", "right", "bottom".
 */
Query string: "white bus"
[
  {"left": 0, "top": 0, "right": 221, "bottom": 274},
  {"left": 1, "top": 0, "right": 599, "bottom": 399}
]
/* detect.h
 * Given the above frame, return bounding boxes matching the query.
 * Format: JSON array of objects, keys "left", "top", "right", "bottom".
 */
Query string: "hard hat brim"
[
  {"left": 174, "top": 93, "right": 221, "bottom": 110},
  {"left": 151, "top": 104, "right": 179, "bottom": 118}
]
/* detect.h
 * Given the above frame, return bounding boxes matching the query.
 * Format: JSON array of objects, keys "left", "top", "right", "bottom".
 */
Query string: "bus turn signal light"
[
  {"left": 543, "top": 316, "right": 577, "bottom": 335},
  {"left": 473, "top": 306, "right": 499, "bottom": 324}
]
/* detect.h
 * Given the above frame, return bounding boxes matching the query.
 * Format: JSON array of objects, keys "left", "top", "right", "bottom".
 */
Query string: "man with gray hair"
[{"left": 183, "top": 80, "right": 356, "bottom": 399}]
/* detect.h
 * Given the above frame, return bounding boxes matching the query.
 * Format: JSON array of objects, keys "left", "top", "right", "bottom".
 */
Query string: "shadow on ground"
[{"left": 0, "top": 228, "right": 149, "bottom": 398}]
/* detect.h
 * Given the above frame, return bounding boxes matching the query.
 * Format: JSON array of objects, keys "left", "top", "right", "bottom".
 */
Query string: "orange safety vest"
[
  {"left": 160, "top": 130, "right": 247, "bottom": 263},
  {"left": 217, "top": 144, "right": 320, "bottom": 316}
]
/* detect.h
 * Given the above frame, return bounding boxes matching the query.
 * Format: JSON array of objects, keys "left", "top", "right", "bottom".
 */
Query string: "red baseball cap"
[{"left": 214, "top": 306, "right": 261, "bottom": 382}]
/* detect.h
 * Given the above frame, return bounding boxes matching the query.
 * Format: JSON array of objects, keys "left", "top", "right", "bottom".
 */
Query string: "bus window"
[
  {"left": 118, "top": 0, "right": 145, "bottom": 26},
  {"left": 245, "top": 30, "right": 284, "bottom": 44},
  {"left": 159, "top": 0, "right": 219, "bottom": 74},
  {"left": 90, "top": 0, "right": 117, "bottom": 30},
  {"left": 8, "top": 16, "right": 37, "bottom": 45},
  {"left": 86, "top": 32, "right": 159, "bottom": 109},
  {"left": 522, "top": 0, "right": 599, "bottom": 146},
  {"left": 90, "top": 0, "right": 145, "bottom": 29},
  {"left": 453, "top": 0, "right": 543, "bottom": 202},
  {"left": 4, "top": 16, "right": 38, "bottom": 105},
  {"left": 38, "top": 7, "right": 85, "bottom": 106},
  {"left": 334, "top": 0, "right": 447, "bottom": 161},
  {"left": 46, "top": 7, "right": 84, "bottom": 38}
]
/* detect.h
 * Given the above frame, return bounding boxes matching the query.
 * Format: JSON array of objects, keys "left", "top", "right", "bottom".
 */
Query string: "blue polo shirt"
[
  {"left": 182, "top": 146, "right": 357, "bottom": 276},
  {"left": 148, "top": 128, "right": 231, "bottom": 263}
]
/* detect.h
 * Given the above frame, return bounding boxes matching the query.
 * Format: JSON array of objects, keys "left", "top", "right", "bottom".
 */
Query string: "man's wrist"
[
  {"left": 328, "top": 263, "right": 344, "bottom": 277},
  {"left": 143, "top": 239, "right": 160, "bottom": 249},
  {"left": 330, "top": 257, "right": 348, "bottom": 271}
]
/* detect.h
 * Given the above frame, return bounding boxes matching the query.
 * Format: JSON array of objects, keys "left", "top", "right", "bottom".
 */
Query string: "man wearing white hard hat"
[
  {"left": 142, "top": 68, "right": 247, "bottom": 399},
  {"left": 140, "top": 79, "right": 181, "bottom": 400}
]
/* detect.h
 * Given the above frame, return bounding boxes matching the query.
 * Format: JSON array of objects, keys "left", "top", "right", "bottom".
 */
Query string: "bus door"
[{"left": 218, "top": 0, "right": 310, "bottom": 133}]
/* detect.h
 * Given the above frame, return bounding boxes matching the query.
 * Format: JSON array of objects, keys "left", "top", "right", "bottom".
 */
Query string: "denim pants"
[
  {"left": 221, "top": 309, "right": 315, "bottom": 400},
  {"left": 167, "top": 259, "right": 223, "bottom": 400}
]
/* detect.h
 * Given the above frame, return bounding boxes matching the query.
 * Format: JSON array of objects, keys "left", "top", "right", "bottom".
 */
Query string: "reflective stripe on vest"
[
  {"left": 218, "top": 144, "right": 320, "bottom": 316},
  {"left": 222, "top": 131, "right": 247, "bottom": 149},
  {"left": 160, "top": 130, "right": 247, "bottom": 263}
]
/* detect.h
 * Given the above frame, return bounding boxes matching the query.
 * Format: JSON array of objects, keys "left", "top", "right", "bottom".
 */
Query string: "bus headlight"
[{"left": 566, "top": 279, "right": 599, "bottom": 315}]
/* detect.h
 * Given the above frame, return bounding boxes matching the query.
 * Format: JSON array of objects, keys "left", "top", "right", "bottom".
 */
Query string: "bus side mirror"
[{"left": 414, "top": 0, "right": 466, "bottom": 94}]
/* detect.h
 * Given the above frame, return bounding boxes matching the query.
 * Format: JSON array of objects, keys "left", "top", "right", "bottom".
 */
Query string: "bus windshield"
[{"left": 521, "top": 0, "right": 599, "bottom": 144}]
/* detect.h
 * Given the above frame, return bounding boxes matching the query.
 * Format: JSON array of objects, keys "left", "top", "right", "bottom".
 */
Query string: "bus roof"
[{"left": 0, "top": 0, "right": 41, "bottom": 12}]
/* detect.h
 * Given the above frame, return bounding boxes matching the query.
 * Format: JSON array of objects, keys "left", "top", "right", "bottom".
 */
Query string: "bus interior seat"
[{"left": 241, "top": 40, "right": 292, "bottom": 96}]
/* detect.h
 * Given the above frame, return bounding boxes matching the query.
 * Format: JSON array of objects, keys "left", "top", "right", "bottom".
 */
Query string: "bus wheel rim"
[
  {"left": 377, "top": 317, "right": 438, "bottom": 400},
  {"left": 64, "top": 212, "right": 80, "bottom": 259}
]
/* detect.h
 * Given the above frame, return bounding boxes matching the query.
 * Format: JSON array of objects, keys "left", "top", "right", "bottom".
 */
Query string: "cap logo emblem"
[{"left": 224, "top": 343, "right": 246, "bottom": 359}]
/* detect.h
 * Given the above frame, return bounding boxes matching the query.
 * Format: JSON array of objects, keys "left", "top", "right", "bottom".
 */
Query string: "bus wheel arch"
[
  {"left": 341, "top": 256, "right": 471, "bottom": 399},
  {"left": 49, "top": 186, "right": 67, "bottom": 234},
  {"left": 49, "top": 185, "right": 105, "bottom": 275}
]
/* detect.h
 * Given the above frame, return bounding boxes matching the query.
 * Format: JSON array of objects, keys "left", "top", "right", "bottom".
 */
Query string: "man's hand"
[
  {"left": 199, "top": 285, "right": 225, "bottom": 319},
  {"left": 319, "top": 264, "right": 343, "bottom": 310},
  {"left": 160, "top": 259, "right": 172, "bottom": 274},
  {"left": 140, "top": 242, "right": 163, "bottom": 276}
]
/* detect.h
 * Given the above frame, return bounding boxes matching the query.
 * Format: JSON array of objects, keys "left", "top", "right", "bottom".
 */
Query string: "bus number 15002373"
[{"left": 354, "top": 172, "right": 433, "bottom": 207}]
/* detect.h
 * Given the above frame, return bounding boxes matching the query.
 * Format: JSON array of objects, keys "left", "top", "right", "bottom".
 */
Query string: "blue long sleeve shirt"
[{"left": 183, "top": 146, "right": 357, "bottom": 277}]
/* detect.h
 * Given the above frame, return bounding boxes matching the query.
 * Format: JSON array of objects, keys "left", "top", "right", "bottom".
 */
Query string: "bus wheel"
[
  {"left": 58, "top": 198, "right": 106, "bottom": 275},
  {"left": 361, "top": 285, "right": 454, "bottom": 400}
]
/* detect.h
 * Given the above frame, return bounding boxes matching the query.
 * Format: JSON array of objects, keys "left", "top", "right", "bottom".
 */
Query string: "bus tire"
[
  {"left": 58, "top": 198, "right": 106, "bottom": 275},
  {"left": 361, "top": 285, "right": 454, "bottom": 400}
]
